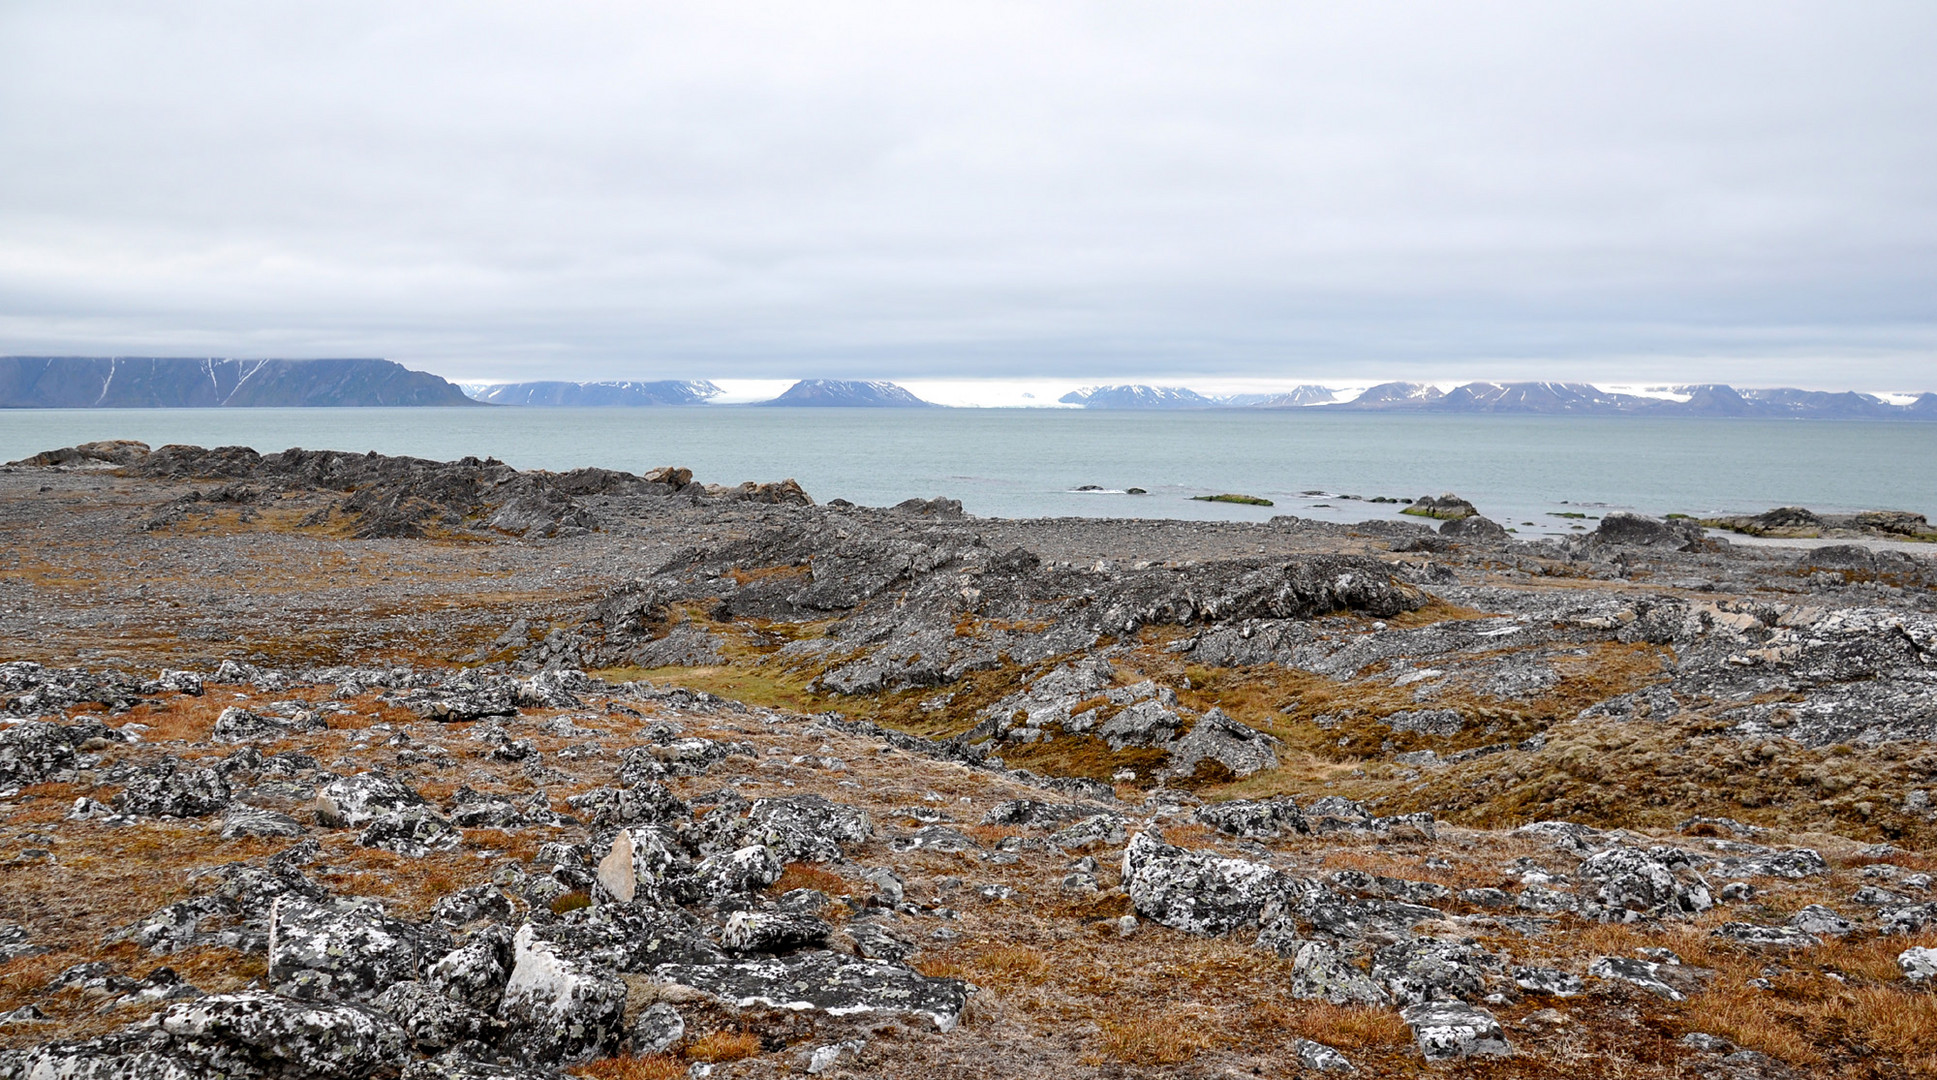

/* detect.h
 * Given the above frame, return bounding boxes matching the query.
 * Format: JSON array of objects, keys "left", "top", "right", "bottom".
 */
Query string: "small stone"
[
  {"left": 630, "top": 1001, "right": 685, "bottom": 1054},
  {"left": 1399, "top": 1000, "right": 1511, "bottom": 1061},
  {"left": 1899, "top": 946, "right": 1937, "bottom": 982}
]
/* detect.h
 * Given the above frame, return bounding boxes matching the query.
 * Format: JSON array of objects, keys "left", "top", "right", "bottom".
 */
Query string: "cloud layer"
[{"left": 3, "top": 2, "right": 1933, "bottom": 384}]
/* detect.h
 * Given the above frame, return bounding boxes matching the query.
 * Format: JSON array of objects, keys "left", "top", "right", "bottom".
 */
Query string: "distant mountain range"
[
  {"left": 0, "top": 357, "right": 476, "bottom": 408},
  {"left": 1060, "top": 380, "right": 1937, "bottom": 418},
  {"left": 1321, "top": 381, "right": 1937, "bottom": 418},
  {"left": 465, "top": 380, "right": 721, "bottom": 406},
  {"left": 752, "top": 379, "right": 936, "bottom": 407},
  {"left": 12, "top": 359, "right": 1931, "bottom": 418}
]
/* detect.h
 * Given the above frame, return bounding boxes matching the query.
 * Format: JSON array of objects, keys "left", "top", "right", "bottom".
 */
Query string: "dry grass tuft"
[
  {"left": 770, "top": 863, "right": 852, "bottom": 897},
  {"left": 1274, "top": 1000, "right": 1412, "bottom": 1051},
  {"left": 1093, "top": 1006, "right": 1217, "bottom": 1065},
  {"left": 571, "top": 1054, "right": 686, "bottom": 1080},
  {"left": 682, "top": 1031, "right": 762, "bottom": 1062},
  {"left": 970, "top": 944, "right": 1050, "bottom": 988}
]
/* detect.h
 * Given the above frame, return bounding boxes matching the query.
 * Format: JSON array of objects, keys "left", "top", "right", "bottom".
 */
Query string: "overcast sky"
[{"left": 2, "top": 2, "right": 1933, "bottom": 387}]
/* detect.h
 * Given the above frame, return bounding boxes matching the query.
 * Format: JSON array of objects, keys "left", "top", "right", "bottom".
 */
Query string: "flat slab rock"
[{"left": 652, "top": 949, "right": 969, "bottom": 1032}]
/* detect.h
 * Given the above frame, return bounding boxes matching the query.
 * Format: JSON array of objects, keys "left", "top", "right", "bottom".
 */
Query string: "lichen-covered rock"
[
  {"left": 593, "top": 826, "right": 685, "bottom": 906},
  {"left": 1046, "top": 814, "right": 1126, "bottom": 850},
  {"left": 316, "top": 772, "right": 426, "bottom": 829},
  {"left": 427, "top": 925, "right": 515, "bottom": 1012},
  {"left": 1370, "top": 937, "right": 1497, "bottom": 1005},
  {"left": 0, "top": 720, "right": 82, "bottom": 788},
  {"left": 431, "top": 886, "right": 515, "bottom": 928},
  {"left": 1586, "top": 956, "right": 1686, "bottom": 1000},
  {"left": 0, "top": 1043, "right": 206, "bottom": 1080},
  {"left": 370, "top": 980, "right": 499, "bottom": 1052},
  {"left": 565, "top": 783, "right": 689, "bottom": 828},
  {"left": 690, "top": 845, "right": 784, "bottom": 900},
  {"left": 1194, "top": 798, "right": 1307, "bottom": 838},
  {"left": 150, "top": 990, "right": 410, "bottom": 1079},
  {"left": 629, "top": 1002, "right": 685, "bottom": 1055},
  {"left": 1269, "top": 935, "right": 1389, "bottom": 1005},
  {"left": 1511, "top": 966, "right": 1584, "bottom": 997},
  {"left": 1164, "top": 708, "right": 1280, "bottom": 778},
  {"left": 114, "top": 760, "right": 231, "bottom": 818},
  {"left": 1787, "top": 904, "right": 1853, "bottom": 937},
  {"left": 653, "top": 950, "right": 968, "bottom": 1031},
  {"left": 1121, "top": 832, "right": 1287, "bottom": 936},
  {"left": 270, "top": 897, "right": 434, "bottom": 1003},
  {"left": 741, "top": 795, "right": 873, "bottom": 862},
  {"left": 1711, "top": 923, "right": 1822, "bottom": 950},
  {"left": 357, "top": 806, "right": 461, "bottom": 857},
  {"left": 1900, "top": 946, "right": 1937, "bottom": 982},
  {"left": 1399, "top": 1000, "right": 1511, "bottom": 1061},
  {"left": 498, "top": 923, "right": 628, "bottom": 1065},
  {"left": 1577, "top": 848, "right": 1712, "bottom": 919},
  {"left": 212, "top": 706, "right": 325, "bottom": 744},
  {"left": 1294, "top": 1037, "right": 1356, "bottom": 1073},
  {"left": 221, "top": 804, "right": 306, "bottom": 840},
  {"left": 718, "top": 909, "right": 831, "bottom": 953}
]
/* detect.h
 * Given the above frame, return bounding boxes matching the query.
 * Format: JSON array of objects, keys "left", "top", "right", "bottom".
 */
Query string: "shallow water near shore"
[{"left": 2, "top": 407, "right": 1933, "bottom": 539}]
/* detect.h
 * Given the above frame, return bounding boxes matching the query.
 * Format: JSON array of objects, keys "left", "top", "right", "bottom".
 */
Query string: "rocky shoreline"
[{"left": 0, "top": 443, "right": 1933, "bottom": 1079}]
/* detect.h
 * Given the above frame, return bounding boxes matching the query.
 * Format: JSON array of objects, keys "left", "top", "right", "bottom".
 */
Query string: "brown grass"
[
  {"left": 682, "top": 1030, "right": 762, "bottom": 1062},
  {"left": 1093, "top": 1006, "right": 1218, "bottom": 1065},
  {"left": 571, "top": 1055, "right": 685, "bottom": 1080},
  {"left": 770, "top": 863, "right": 852, "bottom": 897}
]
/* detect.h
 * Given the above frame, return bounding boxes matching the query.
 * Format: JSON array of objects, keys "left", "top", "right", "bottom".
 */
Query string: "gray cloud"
[{"left": 2, "top": 1, "right": 1933, "bottom": 385}]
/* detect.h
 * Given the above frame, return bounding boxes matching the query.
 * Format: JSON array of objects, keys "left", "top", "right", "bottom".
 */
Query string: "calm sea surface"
[{"left": 2, "top": 408, "right": 1932, "bottom": 539}]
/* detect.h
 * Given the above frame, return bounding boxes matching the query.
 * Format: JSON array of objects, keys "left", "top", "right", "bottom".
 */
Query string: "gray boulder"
[
  {"left": 1710, "top": 923, "right": 1822, "bottom": 950},
  {"left": 316, "top": 772, "right": 426, "bottom": 828},
  {"left": 212, "top": 706, "right": 324, "bottom": 744},
  {"left": 630, "top": 1002, "right": 685, "bottom": 1055},
  {"left": 1587, "top": 956, "right": 1686, "bottom": 1000},
  {"left": 1899, "top": 946, "right": 1937, "bottom": 982},
  {"left": 370, "top": 979, "right": 499, "bottom": 1052},
  {"left": 114, "top": 760, "right": 231, "bottom": 818},
  {"left": 1293, "top": 1037, "right": 1355, "bottom": 1073},
  {"left": 718, "top": 909, "right": 831, "bottom": 953},
  {"left": 1164, "top": 708, "right": 1280, "bottom": 779},
  {"left": 498, "top": 923, "right": 628, "bottom": 1065},
  {"left": 1591, "top": 512, "right": 1703, "bottom": 549},
  {"left": 1121, "top": 832, "right": 1287, "bottom": 936},
  {"left": 652, "top": 950, "right": 968, "bottom": 1032},
  {"left": 1399, "top": 1000, "right": 1511, "bottom": 1061},
  {"left": 1370, "top": 937, "right": 1496, "bottom": 1005},
  {"left": 221, "top": 804, "right": 305, "bottom": 840},
  {"left": 1194, "top": 798, "right": 1307, "bottom": 838},
  {"left": 1440, "top": 515, "right": 1509, "bottom": 543},
  {"left": 593, "top": 826, "right": 684, "bottom": 907},
  {"left": 356, "top": 805, "right": 461, "bottom": 857},
  {"left": 150, "top": 990, "right": 409, "bottom": 1079},
  {"left": 269, "top": 896, "right": 436, "bottom": 1003},
  {"left": 426, "top": 925, "right": 515, "bottom": 1012}
]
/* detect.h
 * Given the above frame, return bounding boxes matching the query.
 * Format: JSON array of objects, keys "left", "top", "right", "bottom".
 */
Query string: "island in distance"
[{"left": 0, "top": 356, "right": 478, "bottom": 408}]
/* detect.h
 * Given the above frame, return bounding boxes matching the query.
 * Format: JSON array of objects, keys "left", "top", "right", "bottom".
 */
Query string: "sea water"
[{"left": 2, "top": 407, "right": 1932, "bottom": 539}]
